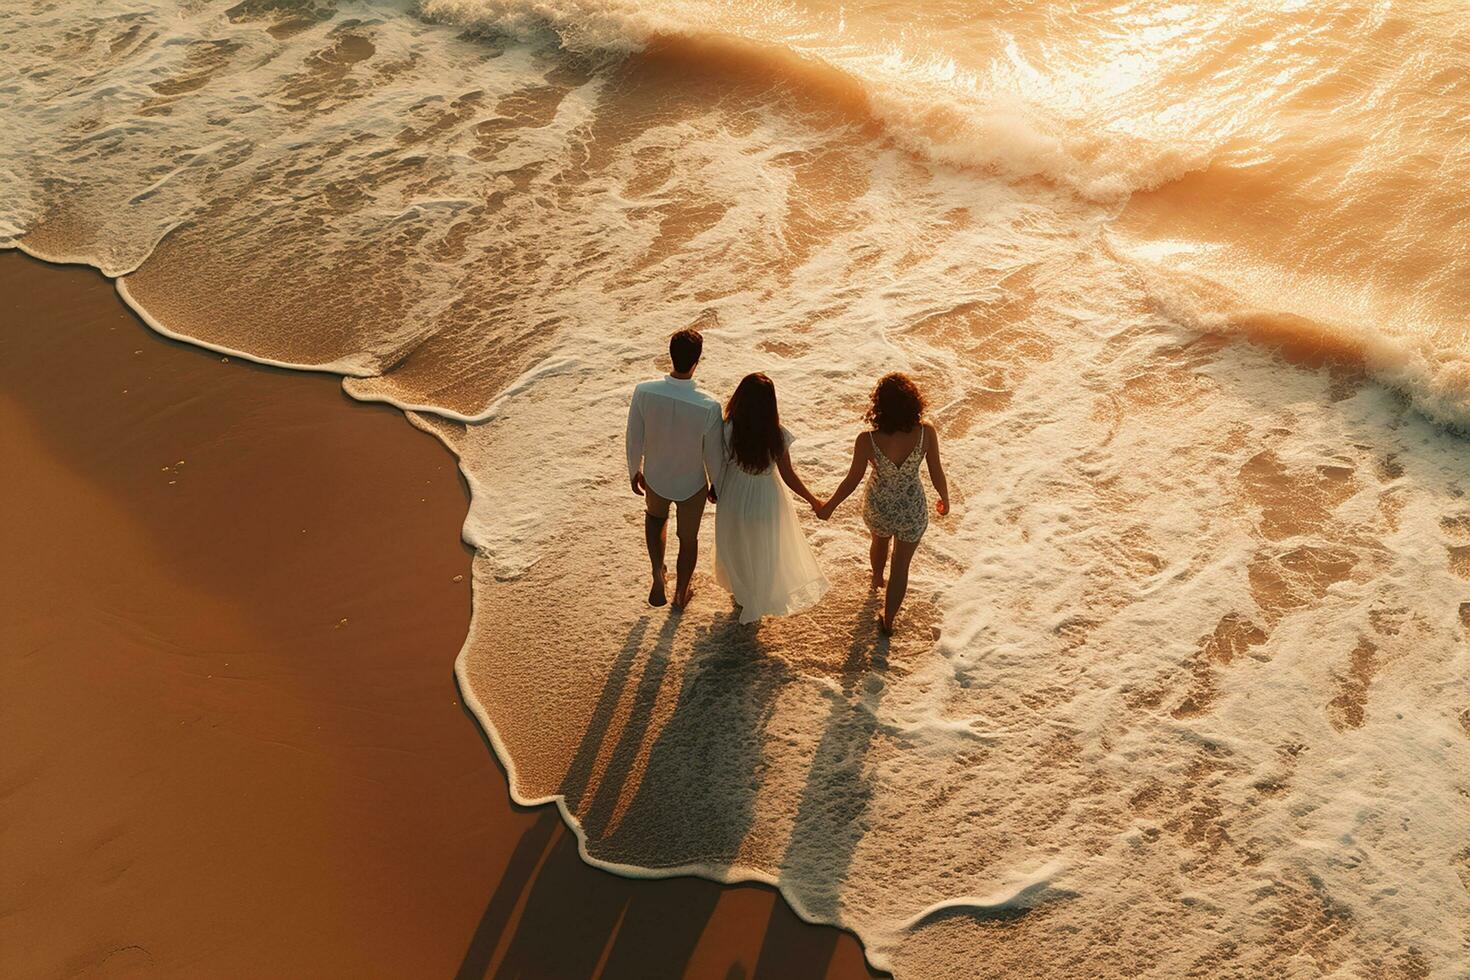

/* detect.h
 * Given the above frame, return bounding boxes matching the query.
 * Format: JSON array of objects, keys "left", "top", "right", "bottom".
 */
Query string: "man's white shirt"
[{"left": 626, "top": 376, "right": 724, "bottom": 501}]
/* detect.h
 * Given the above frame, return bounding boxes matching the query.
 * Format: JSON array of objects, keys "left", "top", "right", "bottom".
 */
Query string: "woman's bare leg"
[
  {"left": 869, "top": 533, "right": 891, "bottom": 589},
  {"left": 881, "top": 538, "right": 920, "bottom": 633}
]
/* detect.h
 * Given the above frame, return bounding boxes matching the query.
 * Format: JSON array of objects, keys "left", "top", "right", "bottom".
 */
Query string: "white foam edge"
[
  {"left": 896, "top": 860, "right": 1072, "bottom": 931},
  {"left": 10, "top": 240, "right": 379, "bottom": 378},
  {"left": 23, "top": 243, "right": 577, "bottom": 425},
  {"left": 348, "top": 354, "right": 585, "bottom": 423}
]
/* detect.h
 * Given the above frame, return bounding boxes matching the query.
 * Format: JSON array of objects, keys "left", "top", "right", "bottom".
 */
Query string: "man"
[{"left": 626, "top": 327, "right": 724, "bottom": 609}]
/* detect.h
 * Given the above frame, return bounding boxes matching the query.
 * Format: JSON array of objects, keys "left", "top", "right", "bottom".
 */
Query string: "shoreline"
[{"left": 0, "top": 249, "right": 880, "bottom": 978}]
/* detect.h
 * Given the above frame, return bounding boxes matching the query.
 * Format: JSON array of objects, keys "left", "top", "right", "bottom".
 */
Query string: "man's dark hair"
[{"left": 669, "top": 328, "right": 703, "bottom": 373}]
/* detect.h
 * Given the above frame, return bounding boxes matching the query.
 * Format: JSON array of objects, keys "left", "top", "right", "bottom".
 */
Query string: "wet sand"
[{"left": 0, "top": 251, "right": 880, "bottom": 979}]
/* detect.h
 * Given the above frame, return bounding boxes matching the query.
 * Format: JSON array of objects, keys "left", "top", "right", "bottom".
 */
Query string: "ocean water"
[{"left": 4, "top": 0, "right": 1469, "bottom": 974}]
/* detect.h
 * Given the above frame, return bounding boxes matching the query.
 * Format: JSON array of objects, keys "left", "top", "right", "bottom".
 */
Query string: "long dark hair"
[
  {"left": 865, "top": 372, "right": 925, "bottom": 433},
  {"left": 725, "top": 373, "right": 784, "bottom": 474}
]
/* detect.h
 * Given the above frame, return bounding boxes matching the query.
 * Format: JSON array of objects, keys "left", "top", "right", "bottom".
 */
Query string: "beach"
[
  {"left": 0, "top": 251, "right": 878, "bottom": 978},
  {"left": 4, "top": 0, "right": 1469, "bottom": 974}
]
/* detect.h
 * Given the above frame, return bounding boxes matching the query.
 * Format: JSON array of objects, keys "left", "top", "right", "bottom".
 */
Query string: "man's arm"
[
  {"left": 626, "top": 389, "right": 646, "bottom": 496},
  {"left": 702, "top": 404, "right": 725, "bottom": 500}
]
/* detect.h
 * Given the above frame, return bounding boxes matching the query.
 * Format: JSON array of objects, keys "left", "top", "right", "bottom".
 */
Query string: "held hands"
[{"left": 813, "top": 498, "right": 836, "bottom": 521}]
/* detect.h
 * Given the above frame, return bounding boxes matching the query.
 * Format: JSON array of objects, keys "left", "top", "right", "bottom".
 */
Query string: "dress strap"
[{"left": 900, "top": 428, "right": 924, "bottom": 475}]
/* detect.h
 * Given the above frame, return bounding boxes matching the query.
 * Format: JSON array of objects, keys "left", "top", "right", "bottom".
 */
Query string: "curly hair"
[{"left": 865, "top": 372, "right": 925, "bottom": 433}]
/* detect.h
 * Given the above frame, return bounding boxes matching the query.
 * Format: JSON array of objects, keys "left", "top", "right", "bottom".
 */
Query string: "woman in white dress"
[{"left": 713, "top": 373, "right": 830, "bottom": 623}]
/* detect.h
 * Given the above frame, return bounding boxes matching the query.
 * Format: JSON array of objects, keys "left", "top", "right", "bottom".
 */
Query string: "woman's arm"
[
  {"left": 924, "top": 423, "right": 950, "bottom": 515},
  {"left": 817, "top": 433, "right": 871, "bottom": 520},
  {"left": 777, "top": 448, "right": 819, "bottom": 509}
]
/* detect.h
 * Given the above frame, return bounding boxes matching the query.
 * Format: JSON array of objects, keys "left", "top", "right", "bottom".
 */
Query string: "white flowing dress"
[{"left": 713, "top": 425, "right": 830, "bottom": 624}]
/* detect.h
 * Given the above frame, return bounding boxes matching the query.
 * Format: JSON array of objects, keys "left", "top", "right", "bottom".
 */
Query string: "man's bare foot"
[
  {"left": 649, "top": 565, "right": 668, "bottom": 607},
  {"left": 672, "top": 585, "right": 695, "bottom": 612},
  {"left": 877, "top": 613, "right": 895, "bottom": 635},
  {"left": 869, "top": 574, "right": 886, "bottom": 590}
]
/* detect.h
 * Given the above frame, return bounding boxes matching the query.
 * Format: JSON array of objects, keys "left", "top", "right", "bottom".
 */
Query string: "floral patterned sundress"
[{"left": 862, "top": 428, "right": 928, "bottom": 543}]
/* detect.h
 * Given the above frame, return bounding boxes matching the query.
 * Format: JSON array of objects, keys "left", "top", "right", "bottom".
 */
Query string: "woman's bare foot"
[{"left": 649, "top": 565, "right": 668, "bottom": 607}]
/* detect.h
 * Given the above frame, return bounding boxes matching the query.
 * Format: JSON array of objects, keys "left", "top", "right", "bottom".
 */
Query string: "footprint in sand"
[
  {"left": 1325, "top": 638, "right": 1378, "bottom": 732},
  {"left": 1439, "top": 515, "right": 1470, "bottom": 578},
  {"left": 1171, "top": 612, "right": 1269, "bottom": 719}
]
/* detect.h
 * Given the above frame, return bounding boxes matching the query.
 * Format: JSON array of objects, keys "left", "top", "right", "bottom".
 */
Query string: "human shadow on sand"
[
  {"left": 776, "top": 592, "right": 890, "bottom": 925},
  {"left": 572, "top": 608, "right": 795, "bottom": 867},
  {"left": 454, "top": 598, "right": 890, "bottom": 978}
]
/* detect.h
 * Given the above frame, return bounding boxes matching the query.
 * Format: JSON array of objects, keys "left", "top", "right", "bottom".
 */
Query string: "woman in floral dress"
[{"left": 818, "top": 373, "right": 950, "bottom": 634}]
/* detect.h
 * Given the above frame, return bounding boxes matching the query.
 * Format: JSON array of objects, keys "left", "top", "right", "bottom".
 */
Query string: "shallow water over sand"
[{"left": 3, "top": 0, "right": 1469, "bottom": 974}]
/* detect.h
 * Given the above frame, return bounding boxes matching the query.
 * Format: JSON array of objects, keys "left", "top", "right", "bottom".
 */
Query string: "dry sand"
[{"left": 0, "top": 251, "right": 879, "bottom": 979}]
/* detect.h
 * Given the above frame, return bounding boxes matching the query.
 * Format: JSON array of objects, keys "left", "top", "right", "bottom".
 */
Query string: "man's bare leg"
[
  {"left": 645, "top": 491, "right": 672, "bottom": 607},
  {"left": 670, "top": 487, "right": 708, "bottom": 610}
]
